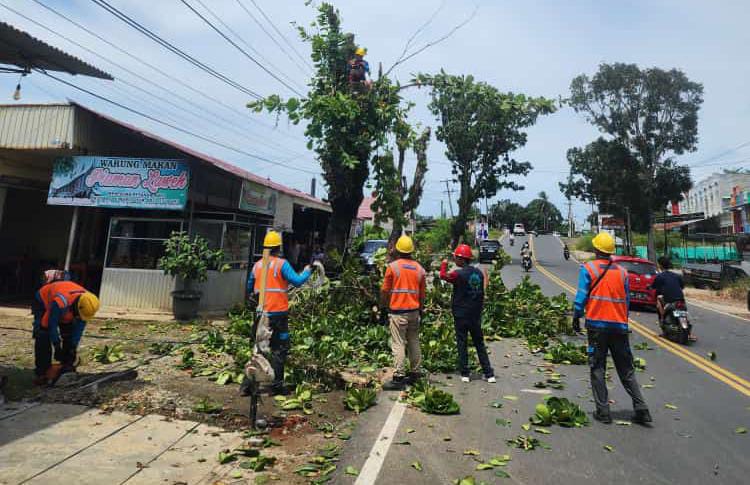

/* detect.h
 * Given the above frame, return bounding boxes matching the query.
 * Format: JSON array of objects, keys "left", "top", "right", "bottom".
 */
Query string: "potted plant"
[{"left": 159, "top": 232, "right": 226, "bottom": 321}]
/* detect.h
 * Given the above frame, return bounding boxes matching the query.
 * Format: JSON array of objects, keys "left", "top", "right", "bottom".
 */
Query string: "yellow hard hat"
[
  {"left": 263, "top": 230, "right": 282, "bottom": 248},
  {"left": 592, "top": 231, "right": 616, "bottom": 255},
  {"left": 76, "top": 292, "right": 100, "bottom": 321},
  {"left": 355, "top": 47, "right": 366, "bottom": 56},
  {"left": 395, "top": 235, "right": 414, "bottom": 254}
]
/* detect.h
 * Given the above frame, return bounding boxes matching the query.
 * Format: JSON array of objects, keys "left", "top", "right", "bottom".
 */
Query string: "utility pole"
[
  {"left": 440, "top": 200, "right": 445, "bottom": 219},
  {"left": 441, "top": 179, "right": 455, "bottom": 218},
  {"left": 566, "top": 170, "right": 574, "bottom": 238}
]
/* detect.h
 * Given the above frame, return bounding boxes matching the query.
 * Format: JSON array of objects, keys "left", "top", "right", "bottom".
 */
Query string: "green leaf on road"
[
  {"left": 495, "top": 469, "right": 511, "bottom": 478},
  {"left": 665, "top": 403, "right": 678, "bottom": 410},
  {"left": 489, "top": 455, "right": 511, "bottom": 465},
  {"left": 603, "top": 445, "right": 614, "bottom": 452},
  {"left": 476, "top": 463, "right": 494, "bottom": 471},
  {"left": 218, "top": 451, "right": 236, "bottom": 464},
  {"left": 495, "top": 418, "right": 511, "bottom": 427},
  {"left": 230, "top": 471, "right": 243, "bottom": 479},
  {"left": 395, "top": 440, "right": 411, "bottom": 445},
  {"left": 735, "top": 427, "right": 748, "bottom": 434},
  {"left": 463, "top": 449, "right": 481, "bottom": 456},
  {"left": 707, "top": 351, "right": 717, "bottom": 361},
  {"left": 535, "top": 428, "right": 551, "bottom": 434},
  {"left": 406, "top": 428, "right": 416, "bottom": 434},
  {"left": 453, "top": 477, "right": 476, "bottom": 485},
  {"left": 641, "top": 384, "right": 654, "bottom": 389},
  {"left": 633, "top": 357, "right": 646, "bottom": 370},
  {"left": 411, "top": 461, "right": 423, "bottom": 471},
  {"left": 521, "top": 423, "right": 531, "bottom": 431},
  {"left": 615, "top": 420, "right": 632, "bottom": 426},
  {"left": 345, "top": 466, "right": 359, "bottom": 476},
  {"left": 443, "top": 436, "right": 452, "bottom": 441},
  {"left": 489, "top": 400, "right": 504, "bottom": 408},
  {"left": 503, "top": 395, "right": 519, "bottom": 401}
]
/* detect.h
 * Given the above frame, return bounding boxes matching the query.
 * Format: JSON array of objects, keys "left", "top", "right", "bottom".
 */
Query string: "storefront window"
[
  {"left": 191, "top": 220, "right": 224, "bottom": 250},
  {"left": 254, "top": 225, "right": 272, "bottom": 259},
  {"left": 106, "top": 218, "right": 182, "bottom": 269},
  {"left": 224, "top": 223, "right": 252, "bottom": 268}
]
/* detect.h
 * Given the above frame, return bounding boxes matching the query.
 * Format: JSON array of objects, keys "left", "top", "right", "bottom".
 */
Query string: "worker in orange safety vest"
[
  {"left": 380, "top": 235, "right": 426, "bottom": 390},
  {"left": 242, "top": 230, "right": 313, "bottom": 396},
  {"left": 573, "top": 232, "right": 651, "bottom": 425},
  {"left": 32, "top": 276, "right": 100, "bottom": 385}
]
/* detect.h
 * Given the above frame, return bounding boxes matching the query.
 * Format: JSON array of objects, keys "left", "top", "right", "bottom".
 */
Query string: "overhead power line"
[
  {"left": 687, "top": 140, "right": 750, "bottom": 168},
  {"left": 5, "top": 1, "right": 306, "bottom": 159},
  {"left": 246, "top": 0, "right": 313, "bottom": 71},
  {"left": 90, "top": 0, "right": 262, "bottom": 99},
  {"left": 234, "top": 0, "right": 311, "bottom": 74},
  {"left": 27, "top": 0, "right": 302, "bottom": 143},
  {"left": 179, "top": 0, "right": 304, "bottom": 97},
  {"left": 192, "top": 0, "right": 304, "bottom": 92},
  {"left": 39, "top": 70, "right": 319, "bottom": 176}
]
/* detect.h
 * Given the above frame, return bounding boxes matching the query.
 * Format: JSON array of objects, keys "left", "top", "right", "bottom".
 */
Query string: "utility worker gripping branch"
[
  {"left": 243, "top": 230, "right": 313, "bottom": 396},
  {"left": 347, "top": 47, "right": 371, "bottom": 89},
  {"left": 32, "top": 274, "right": 100, "bottom": 385},
  {"left": 573, "top": 232, "right": 652, "bottom": 424},
  {"left": 381, "top": 235, "right": 426, "bottom": 390},
  {"left": 440, "top": 244, "right": 495, "bottom": 383}
]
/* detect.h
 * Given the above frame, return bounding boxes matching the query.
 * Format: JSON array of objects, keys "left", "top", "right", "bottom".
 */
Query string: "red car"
[{"left": 610, "top": 256, "right": 658, "bottom": 308}]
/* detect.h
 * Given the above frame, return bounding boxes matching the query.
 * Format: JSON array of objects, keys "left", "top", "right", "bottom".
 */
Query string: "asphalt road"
[{"left": 334, "top": 235, "right": 750, "bottom": 485}]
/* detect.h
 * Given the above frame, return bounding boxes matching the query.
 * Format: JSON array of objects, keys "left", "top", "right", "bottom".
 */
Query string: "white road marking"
[{"left": 354, "top": 400, "right": 407, "bottom": 485}]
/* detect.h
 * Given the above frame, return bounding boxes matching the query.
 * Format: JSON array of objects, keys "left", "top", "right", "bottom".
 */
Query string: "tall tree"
[
  {"left": 250, "top": 3, "right": 406, "bottom": 250},
  {"left": 568, "top": 63, "right": 703, "bottom": 260},
  {"left": 561, "top": 138, "right": 691, "bottom": 233},
  {"left": 416, "top": 72, "right": 555, "bottom": 244},
  {"left": 371, "top": 120, "right": 430, "bottom": 245},
  {"left": 525, "top": 191, "right": 563, "bottom": 232},
  {"left": 490, "top": 199, "right": 526, "bottom": 229}
]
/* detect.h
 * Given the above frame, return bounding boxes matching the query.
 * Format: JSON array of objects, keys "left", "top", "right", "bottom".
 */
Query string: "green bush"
[
  {"left": 721, "top": 278, "right": 750, "bottom": 300},
  {"left": 575, "top": 234, "right": 595, "bottom": 252},
  {"left": 159, "top": 232, "right": 226, "bottom": 282}
]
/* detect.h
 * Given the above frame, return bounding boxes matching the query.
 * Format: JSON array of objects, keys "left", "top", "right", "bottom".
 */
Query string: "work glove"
[{"left": 572, "top": 317, "right": 581, "bottom": 333}]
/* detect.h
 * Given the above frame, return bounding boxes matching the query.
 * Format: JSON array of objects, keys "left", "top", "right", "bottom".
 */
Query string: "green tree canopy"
[
  {"left": 416, "top": 71, "right": 556, "bottom": 244},
  {"left": 250, "top": 3, "right": 408, "bottom": 250},
  {"left": 568, "top": 63, "right": 702, "bottom": 259}
]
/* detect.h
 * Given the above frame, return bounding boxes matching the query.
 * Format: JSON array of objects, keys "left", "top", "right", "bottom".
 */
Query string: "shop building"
[{"left": 0, "top": 102, "right": 329, "bottom": 313}]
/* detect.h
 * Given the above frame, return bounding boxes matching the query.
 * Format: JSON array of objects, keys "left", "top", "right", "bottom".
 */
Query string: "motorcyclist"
[
  {"left": 563, "top": 244, "right": 570, "bottom": 260},
  {"left": 509, "top": 233, "right": 515, "bottom": 246},
  {"left": 520, "top": 242, "right": 531, "bottom": 259},
  {"left": 651, "top": 256, "right": 696, "bottom": 342}
]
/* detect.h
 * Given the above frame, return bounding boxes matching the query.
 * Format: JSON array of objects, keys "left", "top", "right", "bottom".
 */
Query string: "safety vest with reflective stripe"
[
  {"left": 584, "top": 259, "right": 629, "bottom": 330},
  {"left": 253, "top": 256, "right": 290, "bottom": 314},
  {"left": 387, "top": 258, "right": 425, "bottom": 311},
  {"left": 39, "top": 281, "right": 87, "bottom": 329}
]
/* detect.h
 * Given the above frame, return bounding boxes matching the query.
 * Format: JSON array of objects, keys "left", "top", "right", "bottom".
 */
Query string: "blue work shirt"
[
  {"left": 573, "top": 262, "right": 630, "bottom": 333},
  {"left": 246, "top": 260, "right": 312, "bottom": 316},
  {"left": 33, "top": 291, "right": 86, "bottom": 346}
]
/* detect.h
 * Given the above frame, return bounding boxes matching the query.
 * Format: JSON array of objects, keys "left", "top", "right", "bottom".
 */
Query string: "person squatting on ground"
[
  {"left": 243, "top": 230, "right": 313, "bottom": 396},
  {"left": 381, "top": 235, "right": 426, "bottom": 391},
  {"left": 32, "top": 270, "right": 100, "bottom": 385},
  {"left": 573, "top": 232, "right": 651, "bottom": 424},
  {"left": 440, "top": 244, "right": 496, "bottom": 383}
]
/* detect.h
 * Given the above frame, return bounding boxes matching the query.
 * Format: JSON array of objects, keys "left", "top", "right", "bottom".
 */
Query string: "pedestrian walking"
[
  {"left": 440, "top": 244, "right": 495, "bottom": 383},
  {"left": 381, "top": 235, "right": 426, "bottom": 390},
  {"left": 572, "top": 232, "right": 652, "bottom": 424},
  {"left": 242, "top": 230, "right": 313, "bottom": 396}
]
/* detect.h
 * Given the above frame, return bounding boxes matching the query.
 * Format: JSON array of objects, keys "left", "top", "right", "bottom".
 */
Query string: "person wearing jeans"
[{"left": 440, "top": 244, "right": 495, "bottom": 383}]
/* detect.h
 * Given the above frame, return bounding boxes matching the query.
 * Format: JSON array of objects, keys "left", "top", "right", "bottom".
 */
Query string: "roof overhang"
[{"left": 0, "top": 21, "right": 113, "bottom": 79}]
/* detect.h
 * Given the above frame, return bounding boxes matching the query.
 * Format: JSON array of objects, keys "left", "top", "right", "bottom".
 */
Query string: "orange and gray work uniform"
[
  {"left": 32, "top": 281, "right": 88, "bottom": 376},
  {"left": 573, "top": 259, "right": 648, "bottom": 415},
  {"left": 381, "top": 258, "right": 426, "bottom": 378},
  {"left": 246, "top": 256, "right": 311, "bottom": 391}
]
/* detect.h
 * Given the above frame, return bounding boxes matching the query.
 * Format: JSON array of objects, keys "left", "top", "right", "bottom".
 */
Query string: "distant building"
[{"left": 679, "top": 172, "right": 750, "bottom": 233}]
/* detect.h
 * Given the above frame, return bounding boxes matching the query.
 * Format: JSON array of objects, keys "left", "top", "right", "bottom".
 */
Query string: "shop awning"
[{"left": 0, "top": 21, "right": 112, "bottom": 79}]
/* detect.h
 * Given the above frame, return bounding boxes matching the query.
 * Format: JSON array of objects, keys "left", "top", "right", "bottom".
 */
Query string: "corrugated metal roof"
[
  {"left": 69, "top": 102, "right": 330, "bottom": 211},
  {"left": 0, "top": 21, "right": 113, "bottom": 79},
  {"left": 0, "top": 103, "right": 74, "bottom": 149}
]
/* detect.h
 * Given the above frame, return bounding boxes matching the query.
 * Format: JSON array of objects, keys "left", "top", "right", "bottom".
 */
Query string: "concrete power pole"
[{"left": 441, "top": 179, "right": 455, "bottom": 218}]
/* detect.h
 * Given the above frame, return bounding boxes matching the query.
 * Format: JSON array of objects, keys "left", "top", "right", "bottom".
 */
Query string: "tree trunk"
[{"left": 325, "top": 194, "right": 362, "bottom": 252}]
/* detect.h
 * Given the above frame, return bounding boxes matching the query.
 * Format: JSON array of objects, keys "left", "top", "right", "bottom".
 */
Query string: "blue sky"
[{"left": 2, "top": 0, "right": 749, "bottom": 228}]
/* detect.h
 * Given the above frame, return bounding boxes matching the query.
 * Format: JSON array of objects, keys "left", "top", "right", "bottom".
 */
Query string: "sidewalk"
[{"left": 0, "top": 401, "right": 249, "bottom": 485}]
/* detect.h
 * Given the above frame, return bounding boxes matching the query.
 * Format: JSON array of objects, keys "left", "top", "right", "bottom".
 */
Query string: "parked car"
[
  {"left": 479, "top": 239, "right": 502, "bottom": 264},
  {"left": 360, "top": 239, "right": 388, "bottom": 270},
  {"left": 513, "top": 223, "right": 525, "bottom": 236},
  {"left": 610, "top": 255, "right": 658, "bottom": 308}
]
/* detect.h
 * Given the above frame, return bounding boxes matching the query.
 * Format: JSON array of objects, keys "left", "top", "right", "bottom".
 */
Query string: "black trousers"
[
  {"left": 454, "top": 312, "right": 494, "bottom": 378},
  {"left": 34, "top": 326, "right": 76, "bottom": 377},
  {"left": 240, "top": 313, "right": 290, "bottom": 394},
  {"left": 587, "top": 329, "right": 648, "bottom": 413}
]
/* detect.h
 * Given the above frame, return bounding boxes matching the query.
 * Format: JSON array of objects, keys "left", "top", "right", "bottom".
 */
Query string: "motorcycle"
[
  {"left": 660, "top": 300, "right": 692, "bottom": 344},
  {"left": 522, "top": 255, "right": 532, "bottom": 272},
  {"left": 509, "top": 238, "right": 515, "bottom": 247},
  {"left": 563, "top": 245, "right": 570, "bottom": 260}
]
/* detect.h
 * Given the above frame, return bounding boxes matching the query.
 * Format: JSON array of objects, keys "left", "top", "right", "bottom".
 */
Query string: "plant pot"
[{"left": 172, "top": 290, "right": 202, "bottom": 321}]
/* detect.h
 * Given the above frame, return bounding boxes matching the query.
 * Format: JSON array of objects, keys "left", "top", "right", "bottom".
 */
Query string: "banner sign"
[
  {"left": 47, "top": 156, "right": 189, "bottom": 210},
  {"left": 653, "top": 212, "right": 705, "bottom": 224},
  {"left": 240, "top": 179, "right": 277, "bottom": 215},
  {"left": 600, "top": 216, "right": 625, "bottom": 230}
]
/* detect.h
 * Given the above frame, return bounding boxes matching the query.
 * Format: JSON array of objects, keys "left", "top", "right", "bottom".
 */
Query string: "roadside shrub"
[
  {"left": 575, "top": 234, "right": 595, "bottom": 252},
  {"left": 720, "top": 278, "right": 750, "bottom": 301}
]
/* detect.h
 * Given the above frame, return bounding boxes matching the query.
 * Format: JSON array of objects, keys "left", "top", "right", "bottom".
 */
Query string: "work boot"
[
  {"left": 406, "top": 371, "right": 424, "bottom": 385},
  {"left": 593, "top": 409, "right": 613, "bottom": 424},
  {"left": 383, "top": 376, "right": 406, "bottom": 391},
  {"left": 271, "top": 384, "right": 291, "bottom": 396},
  {"left": 633, "top": 409, "right": 653, "bottom": 424}
]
